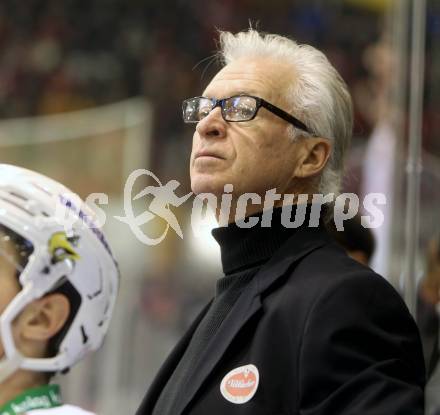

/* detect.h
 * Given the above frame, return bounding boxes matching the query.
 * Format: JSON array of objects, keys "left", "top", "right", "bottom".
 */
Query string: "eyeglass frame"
[{"left": 182, "top": 94, "right": 313, "bottom": 135}]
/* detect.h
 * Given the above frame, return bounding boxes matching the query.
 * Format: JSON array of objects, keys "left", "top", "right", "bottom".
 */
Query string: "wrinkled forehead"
[{"left": 203, "top": 57, "right": 295, "bottom": 104}]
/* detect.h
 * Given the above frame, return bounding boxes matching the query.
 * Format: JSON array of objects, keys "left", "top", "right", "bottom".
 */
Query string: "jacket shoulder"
[
  {"left": 270, "top": 240, "right": 411, "bottom": 324},
  {"left": 293, "top": 241, "right": 402, "bottom": 301}
]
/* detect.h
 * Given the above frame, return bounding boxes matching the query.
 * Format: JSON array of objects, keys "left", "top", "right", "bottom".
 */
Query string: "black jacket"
[{"left": 136, "top": 226, "right": 425, "bottom": 415}]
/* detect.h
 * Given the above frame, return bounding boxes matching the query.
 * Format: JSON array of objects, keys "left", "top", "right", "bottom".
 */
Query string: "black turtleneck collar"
[{"left": 212, "top": 204, "right": 320, "bottom": 275}]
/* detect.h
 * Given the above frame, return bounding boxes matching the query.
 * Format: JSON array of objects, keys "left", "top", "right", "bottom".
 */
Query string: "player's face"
[
  {"left": 0, "top": 239, "right": 22, "bottom": 359},
  {"left": 189, "top": 57, "right": 305, "bottom": 200}
]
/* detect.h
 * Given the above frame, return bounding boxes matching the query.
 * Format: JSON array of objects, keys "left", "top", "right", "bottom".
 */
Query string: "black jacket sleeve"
[
  {"left": 416, "top": 290, "right": 440, "bottom": 377},
  {"left": 298, "top": 271, "right": 426, "bottom": 415}
]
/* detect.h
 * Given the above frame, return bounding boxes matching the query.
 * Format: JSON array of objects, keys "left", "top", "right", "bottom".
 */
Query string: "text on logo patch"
[{"left": 220, "top": 364, "right": 259, "bottom": 404}]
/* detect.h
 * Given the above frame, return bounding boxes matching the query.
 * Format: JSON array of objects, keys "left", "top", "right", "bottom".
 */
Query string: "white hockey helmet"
[{"left": 0, "top": 164, "right": 119, "bottom": 382}]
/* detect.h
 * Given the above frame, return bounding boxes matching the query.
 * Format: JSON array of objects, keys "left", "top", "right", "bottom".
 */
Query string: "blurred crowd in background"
[
  {"left": 0, "top": 0, "right": 439, "bottom": 176},
  {"left": 0, "top": 0, "right": 440, "bottom": 413}
]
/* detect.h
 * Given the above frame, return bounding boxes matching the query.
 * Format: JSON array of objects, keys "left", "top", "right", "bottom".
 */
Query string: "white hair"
[{"left": 218, "top": 29, "right": 353, "bottom": 196}]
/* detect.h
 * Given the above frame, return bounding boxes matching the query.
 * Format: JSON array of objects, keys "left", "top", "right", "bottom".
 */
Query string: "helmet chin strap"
[{"left": 0, "top": 353, "right": 23, "bottom": 384}]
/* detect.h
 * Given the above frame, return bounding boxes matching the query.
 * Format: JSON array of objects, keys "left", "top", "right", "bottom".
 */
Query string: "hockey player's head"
[{"left": 0, "top": 164, "right": 119, "bottom": 385}]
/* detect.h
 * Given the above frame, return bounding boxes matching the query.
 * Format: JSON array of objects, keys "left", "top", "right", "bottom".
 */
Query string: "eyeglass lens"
[{"left": 183, "top": 96, "right": 258, "bottom": 122}]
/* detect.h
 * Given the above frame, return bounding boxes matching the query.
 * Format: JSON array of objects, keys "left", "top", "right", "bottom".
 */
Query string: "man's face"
[
  {"left": 0, "top": 240, "right": 22, "bottom": 359},
  {"left": 189, "top": 57, "right": 305, "bottom": 200}
]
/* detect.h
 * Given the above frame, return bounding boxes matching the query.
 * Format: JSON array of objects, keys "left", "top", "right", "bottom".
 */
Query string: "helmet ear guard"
[
  {"left": 0, "top": 164, "right": 119, "bottom": 382},
  {"left": 0, "top": 256, "right": 77, "bottom": 376}
]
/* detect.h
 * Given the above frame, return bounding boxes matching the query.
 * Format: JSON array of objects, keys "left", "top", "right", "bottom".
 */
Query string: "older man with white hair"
[{"left": 136, "top": 29, "right": 425, "bottom": 415}]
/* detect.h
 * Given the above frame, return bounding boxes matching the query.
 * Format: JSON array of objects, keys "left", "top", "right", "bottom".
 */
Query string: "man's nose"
[{"left": 195, "top": 107, "right": 226, "bottom": 139}]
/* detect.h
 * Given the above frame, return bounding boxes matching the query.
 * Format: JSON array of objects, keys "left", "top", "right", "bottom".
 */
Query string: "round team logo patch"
[{"left": 220, "top": 364, "right": 259, "bottom": 404}]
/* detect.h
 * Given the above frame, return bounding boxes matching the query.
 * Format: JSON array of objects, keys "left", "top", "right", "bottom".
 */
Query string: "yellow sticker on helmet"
[{"left": 48, "top": 232, "right": 80, "bottom": 263}]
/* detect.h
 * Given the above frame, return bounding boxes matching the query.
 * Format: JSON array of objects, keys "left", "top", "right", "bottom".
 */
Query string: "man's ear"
[
  {"left": 294, "top": 137, "right": 332, "bottom": 179},
  {"left": 19, "top": 294, "right": 70, "bottom": 342}
]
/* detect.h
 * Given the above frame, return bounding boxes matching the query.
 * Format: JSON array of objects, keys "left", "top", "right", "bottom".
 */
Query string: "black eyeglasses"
[{"left": 182, "top": 94, "right": 312, "bottom": 134}]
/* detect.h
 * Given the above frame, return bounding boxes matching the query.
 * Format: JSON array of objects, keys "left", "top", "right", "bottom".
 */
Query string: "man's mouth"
[{"left": 194, "top": 150, "right": 225, "bottom": 160}]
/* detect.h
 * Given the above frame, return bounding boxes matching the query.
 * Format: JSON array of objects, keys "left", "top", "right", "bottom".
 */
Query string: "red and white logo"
[{"left": 220, "top": 364, "right": 259, "bottom": 404}]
